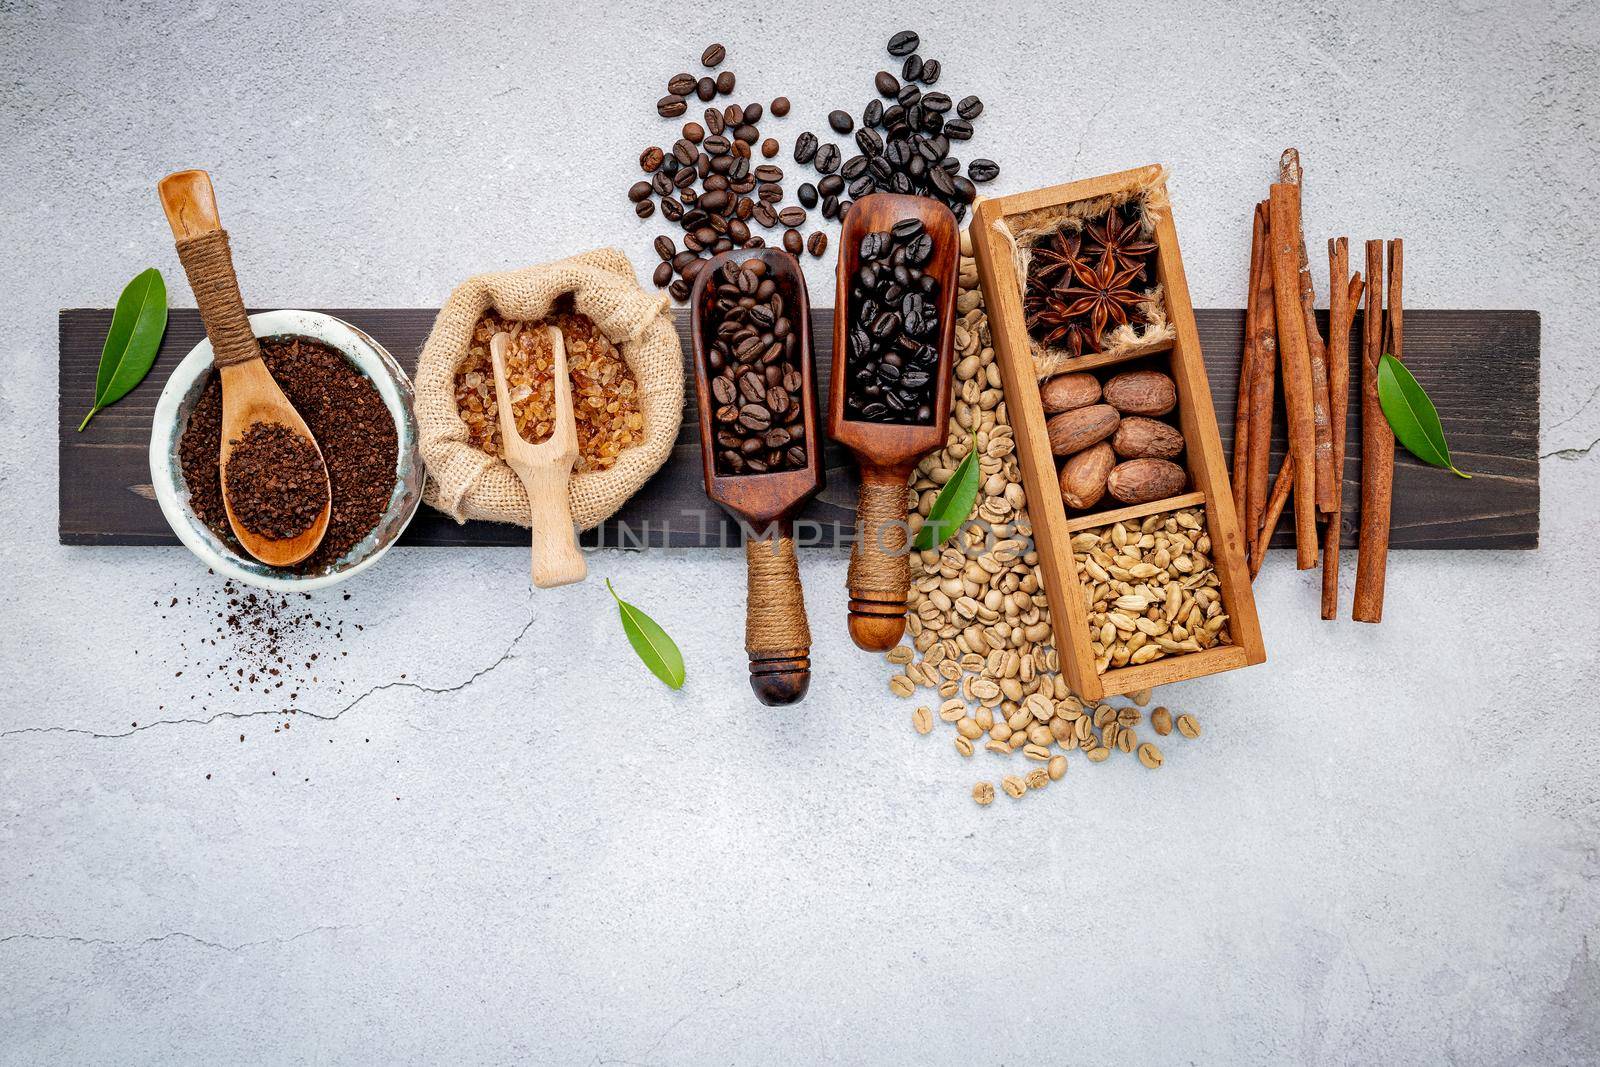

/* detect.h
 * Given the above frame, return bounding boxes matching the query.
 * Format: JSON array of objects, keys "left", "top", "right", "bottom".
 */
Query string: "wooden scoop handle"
[
  {"left": 158, "top": 169, "right": 261, "bottom": 370},
  {"left": 745, "top": 533, "right": 811, "bottom": 706},
  {"left": 489, "top": 330, "right": 587, "bottom": 589},
  {"left": 846, "top": 464, "right": 912, "bottom": 651}
]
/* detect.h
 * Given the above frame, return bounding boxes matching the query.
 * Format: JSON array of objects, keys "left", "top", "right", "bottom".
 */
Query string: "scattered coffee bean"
[
  {"left": 797, "top": 182, "right": 818, "bottom": 208},
  {"left": 968, "top": 158, "right": 999, "bottom": 182},
  {"left": 783, "top": 228, "right": 802, "bottom": 255},
  {"left": 682, "top": 121, "right": 705, "bottom": 143},
  {"left": 770, "top": 96, "right": 790, "bottom": 117},
  {"left": 657, "top": 95, "right": 687, "bottom": 118},
  {"left": 761, "top": 138, "right": 778, "bottom": 158},
  {"left": 828, "top": 109, "right": 854, "bottom": 134},
  {"left": 814, "top": 143, "right": 840, "bottom": 173},
  {"left": 875, "top": 71, "right": 900, "bottom": 97},
  {"left": 794, "top": 131, "right": 818, "bottom": 164},
  {"left": 640, "top": 146, "right": 664, "bottom": 172},
  {"left": 635, "top": 199, "right": 655, "bottom": 218},
  {"left": 628, "top": 180, "right": 653, "bottom": 203},
  {"left": 715, "top": 70, "right": 736, "bottom": 95},
  {"left": 701, "top": 43, "right": 725, "bottom": 68},
  {"left": 843, "top": 218, "right": 942, "bottom": 424},
  {"left": 777, "top": 205, "right": 807, "bottom": 227},
  {"left": 652, "top": 260, "right": 673, "bottom": 287},
  {"left": 806, "top": 231, "right": 827, "bottom": 257},
  {"left": 902, "top": 54, "right": 923, "bottom": 82},
  {"left": 919, "top": 58, "right": 941, "bottom": 83},
  {"left": 696, "top": 76, "right": 716, "bottom": 101},
  {"left": 957, "top": 95, "right": 983, "bottom": 119},
  {"left": 703, "top": 258, "right": 809, "bottom": 476},
  {"left": 887, "top": 30, "right": 919, "bottom": 56},
  {"left": 668, "top": 72, "right": 697, "bottom": 96}
]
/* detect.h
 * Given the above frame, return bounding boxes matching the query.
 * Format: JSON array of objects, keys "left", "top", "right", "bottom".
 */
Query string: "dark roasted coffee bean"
[
  {"left": 797, "top": 182, "right": 818, "bottom": 208},
  {"left": 753, "top": 201, "right": 778, "bottom": 228},
  {"left": 818, "top": 173, "right": 845, "bottom": 197},
  {"left": 635, "top": 199, "right": 655, "bottom": 219},
  {"left": 654, "top": 235, "right": 676, "bottom": 260},
  {"left": 922, "top": 91, "right": 952, "bottom": 114},
  {"left": 701, "top": 42, "right": 725, "bottom": 68},
  {"left": 856, "top": 129, "right": 883, "bottom": 157},
  {"left": 705, "top": 107, "right": 725, "bottom": 135},
  {"left": 652, "top": 261, "right": 673, "bottom": 287},
  {"left": 744, "top": 102, "right": 763, "bottom": 123},
  {"left": 919, "top": 58, "right": 940, "bottom": 84},
  {"left": 640, "top": 146, "right": 665, "bottom": 172},
  {"left": 696, "top": 76, "right": 716, "bottom": 101},
  {"left": 897, "top": 83, "right": 921, "bottom": 107},
  {"left": 806, "top": 231, "right": 827, "bottom": 258},
  {"left": 628, "top": 180, "right": 652, "bottom": 203},
  {"left": 702, "top": 134, "right": 730, "bottom": 156},
  {"left": 943, "top": 118, "right": 973, "bottom": 141},
  {"left": 727, "top": 218, "right": 750, "bottom": 243},
  {"left": 848, "top": 174, "right": 875, "bottom": 198},
  {"left": 672, "top": 139, "right": 696, "bottom": 166},
  {"left": 783, "top": 228, "right": 802, "bottom": 255},
  {"left": 668, "top": 72, "right": 697, "bottom": 96},
  {"left": 956, "top": 94, "right": 983, "bottom": 120},
  {"left": 968, "top": 158, "right": 999, "bottom": 183},
  {"left": 716, "top": 70, "right": 736, "bottom": 95},
  {"left": 814, "top": 143, "right": 841, "bottom": 173},
  {"left": 841, "top": 154, "right": 869, "bottom": 180},
  {"left": 891, "top": 218, "right": 925, "bottom": 241},
  {"left": 753, "top": 164, "right": 783, "bottom": 183},
  {"left": 661, "top": 196, "right": 684, "bottom": 221},
  {"left": 928, "top": 164, "right": 955, "bottom": 198},
  {"left": 864, "top": 99, "right": 884, "bottom": 128},
  {"left": 821, "top": 194, "right": 839, "bottom": 220},
  {"left": 657, "top": 94, "right": 688, "bottom": 118},
  {"left": 793, "top": 131, "right": 818, "bottom": 164},
  {"left": 777, "top": 205, "right": 807, "bottom": 227},
  {"left": 828, "top": 109, "right": 854, "bottom": 134},
  {"left": 901, "top": 54, "right": 923, "bottom": 82},
  {"left": 837, "top": 199, "right": 852, "bottom": 223},
  {"left": 875, "top": 71, "right": 900, "bottom": 97},
  {"left": 951, "top": 174, "right": 977, "bottom": 202},
  {"left": 887, "top": 29, "right": 919, "bottom": 56},
  {"left": 669, "top": 278, "right": 690, "bottom": 300}
]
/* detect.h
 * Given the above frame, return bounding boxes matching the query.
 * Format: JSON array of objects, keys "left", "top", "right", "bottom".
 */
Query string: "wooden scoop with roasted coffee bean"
[{"left": 690, "top": 251, "right": 823, "bottom": 705}]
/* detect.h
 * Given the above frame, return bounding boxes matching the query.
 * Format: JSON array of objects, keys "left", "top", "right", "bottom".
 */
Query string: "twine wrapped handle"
[
  {"left": 846, "top": 469, "right": 912, "bottom": 651},
  {"left": 745, "top": 534, "right": 811, "bottom": 706},
  {"left": 175, "top": 229, "right": 261, "bottom": 368}
]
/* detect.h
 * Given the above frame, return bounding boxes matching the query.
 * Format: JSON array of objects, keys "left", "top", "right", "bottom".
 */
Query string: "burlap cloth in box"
[{"left": 414, "top": 248, "right": 681, "bottom": 528}]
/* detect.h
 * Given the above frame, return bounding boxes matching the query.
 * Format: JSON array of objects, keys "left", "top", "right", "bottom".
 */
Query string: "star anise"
[
  {"left": 1026, "top": 229, "right": 1090, "bottom": 290},
  {"left": 1059, "top": 255, "right": 1148, "bottom": 341},
  {"left": 1024, "top": 291, "right": 1093, "bottom": 356},
  {"left": 1083, "top": 206, "right": 1158, "bottom": 277}
]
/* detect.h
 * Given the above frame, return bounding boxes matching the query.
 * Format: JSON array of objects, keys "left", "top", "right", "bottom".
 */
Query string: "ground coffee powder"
[
  {"left": 224, "top": 422, "right": 326, "bottom": 540},
  {"left": 180, "top": 335, "right": 398, "bottom": 570}
]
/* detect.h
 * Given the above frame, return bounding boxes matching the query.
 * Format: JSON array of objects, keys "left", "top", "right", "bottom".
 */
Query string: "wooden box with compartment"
[{"left": 969, "top": 165, "right": 1265, "bottom": 700}]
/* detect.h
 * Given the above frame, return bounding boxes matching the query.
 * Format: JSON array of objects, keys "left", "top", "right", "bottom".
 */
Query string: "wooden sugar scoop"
[
  {"left": 690, "top": 249, "right": 822, "bottom": 706},
  {"left": 829, "top": 193, "right": 959, "bottom": 652},
  {"left": 489, "top": 327, "right": 588, "bottom": 588},
  {"left": 158, "top": 169, "right": 330, "bottom": 567}
]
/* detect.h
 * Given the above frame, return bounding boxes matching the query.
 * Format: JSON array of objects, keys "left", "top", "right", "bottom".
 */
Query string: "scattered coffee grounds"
[
  {"left": 223, "top": 422, "right": 325, "bottom": 540},
  {"left": 180, "top": 335, "right": 398, "bottom": 571},
  {"left": 702, "top": 258, "right": 808, "bottom": 476}
]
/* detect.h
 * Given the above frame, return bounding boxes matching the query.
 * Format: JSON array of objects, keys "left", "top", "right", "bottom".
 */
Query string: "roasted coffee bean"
[
  {"left": 793, "top": 131, "right": 818, "bottom": 164},
  {"left": 864, "top": 99, "right": 884, "bottom": 128},
  {"left": 716, "top": 70, "right": 736, "bottom": 95},
  {"left": 640, "top": 146, "right": 665, "bottom": 173},
  {"left": 657, "top": 94, "right": 688, "bottom": 118},
  {"left": 752, "top": 201, "right": 778, "bottom": 228},
  {"left": 724, "top": 103, "right": 744, "bottom": 126},
  {"left": 744, "top": 102, "right": 764, "bottom": 123},
  {"left": 669, "top": 278, "right": 690, "bottom": 300},
  {"left": 843, "top": 221, "right": 942, "bottom": 424},
  {"left": 814, "top": 143, "right": 841, "bottom": 173},
  {"left": 950, "top": 174, "right": 977, "bottom": 202},
  {"left": 956, "top": 94, "right": 984, "bottom": 120},
  {"left": 875, "top": 71, "right": 900, "bottom": 97},
  {"left": 922, "top": 91, "right": 952, "bottom": 113},
  {"left": 855, "top": 128, "right": 883, "bottom": 157},
  {"left": 968, "top": 158, "right": 999, "bottom": 182},
  {"left": 943, "top": 118, "right": 973, "bottom": 141},
  {"left": 919, "top": 58, "right": 940, "bottom": 84},
  {"left": 841, "top": 154, "right": 869, "bottom": 180},
  {"left": 818, "top": 173, "right": 845, "bottom": 197},
  {"left": 888, "top": 30, "right": 920, "bottom": 56},
  {"left": 754, "top": 164, "right": 783, "bottom": 183},
  {"left": 757, "top": 184, "right": 783, "bottom": 203},
  {"left": 635, "top": 199, "right": 655, "bottom": 219},
  {"left": 807, "top": 231, "right": 827, "bottom": 257},
  {"left": 701, "top": 42, "right": 726, "bottom": 68},
  {"left": 777, "top": 205, "right": 807, "bottom": 227},
  {"left": 654, "top": 235, "right": 676, "bottom": 261},
  {"left": 778, "top": 228, "right": 799, "bottom": 254},
  {"left": 652, "top": 261, "right": 673, "bottom": 287},
  {"left": 770, "top": 96, "right": 790, "bottom": 117},
  {"left": 682, "top": 121, "right": 705, "bottom": 143},
  {"left": 668, "top": 72, "right": 698, "bottom": 96},
  {"left": 902, "top": 54, "right": 923, "bottom": 82},
  {"left": 821, "top": 194, "right": 839, "bottom": 220},
  {"left": 797, "top": 182, "right": 818, "bottom": 208},
  {"left": 696, "top": 76, "right": 716, "bottom": 101},
  {"left": 897, "top": 83, "right": 921, "bottom": 107},
  {"left": 661, "top": 196, "right": 684, "bottom": 221},
  {"left": 628, "top": 180, "right": 653, "bottom": 203},
  {"left": 761, "top": 138, "right": 779, "bottom": 158},
  {"left": 828, "top": 109, "right": 854, "bottom": 134},
  {"left": 704, "top": 107, "right": 726, "bottom": 135}
]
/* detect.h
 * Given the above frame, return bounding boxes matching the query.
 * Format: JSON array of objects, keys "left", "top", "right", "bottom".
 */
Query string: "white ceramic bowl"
[{"left": 149, "top": 310, "right": 424, "bottom": 592}]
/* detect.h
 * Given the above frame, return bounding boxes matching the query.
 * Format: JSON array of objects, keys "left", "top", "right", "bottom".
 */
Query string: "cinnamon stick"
[
  {"left": 1280, "top": 150, "right": 1335, "bottom": 513},
  {"left": 1353, "top": 239, "right": 1395, "bottom": 623},
  {"left": 1320, "top": 241, "right": 1362, "bottom": 619},
  {"left": 1233, "top": 206, "right": 1266, "bottom": 520},
  {"left": 1268, "top": 183, "right": 1318, "bottom": 569},
  {"left": 1250, "top": 456, "right": 1294, "bottom": 581},
  {"left": 1244, "top": 201, "right": 1277, "bottom": 566}
]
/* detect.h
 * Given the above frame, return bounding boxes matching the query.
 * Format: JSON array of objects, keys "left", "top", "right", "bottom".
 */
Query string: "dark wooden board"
[{"left": 59, "top": 307, "right": 1539, "bottom": 550}]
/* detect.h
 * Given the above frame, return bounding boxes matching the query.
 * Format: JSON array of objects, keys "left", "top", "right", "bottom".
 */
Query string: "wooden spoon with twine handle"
[
  {"left": 157, "top": 169, "right": 330, "bottom": 567},
  {"left": 489, "top": 328, "right": 587, "bottom": 588}
]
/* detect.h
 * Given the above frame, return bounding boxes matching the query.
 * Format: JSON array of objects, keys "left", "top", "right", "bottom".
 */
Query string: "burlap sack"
[{"left": 414, "top": 248, "right": 681, "bottom": 528}]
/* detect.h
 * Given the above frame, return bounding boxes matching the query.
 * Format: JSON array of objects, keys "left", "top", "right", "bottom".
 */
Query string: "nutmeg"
[
  {"left": 1046, "top": 404, "right": 1120, "bottom": 456},
  {"left": 1112, "top": 416, "right": 1185, "bottom": 459},
  {"left": 1039, "top": 372, "right": 1102, "bottom": 414},
  {"left": 1103, "top": 369, "right": 1177, "bottom": 417},
  {"left": 1058, "top": 442, "right": 1115, "bottom": 510},
  {"left": 1106, "top": 458, "right": 1188, "bottom": 504}
]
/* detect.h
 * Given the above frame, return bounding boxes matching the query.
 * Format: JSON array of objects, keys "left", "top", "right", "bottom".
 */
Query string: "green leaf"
[
  {"left": 79, "top": 267, "right": 168, "bottom": 431},
  {"left": 1377, "top": 353, "right": 1471, "bottom": 479},
  {"left": 606, "top": 579, "right": 685, "bottom": 690},
  {"left": 912, "top": 433, "right": 982, "bottom": 551}
]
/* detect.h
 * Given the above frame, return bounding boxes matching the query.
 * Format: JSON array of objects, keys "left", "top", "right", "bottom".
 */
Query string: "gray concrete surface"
[{"left": 3, "top": 1, "right": 1598, "bottom": 1063}]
